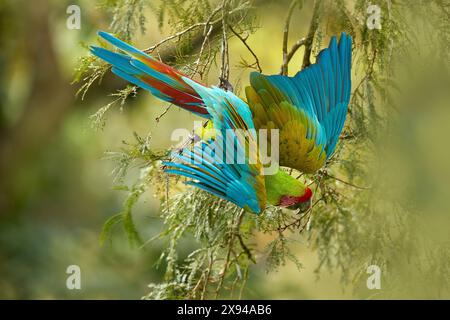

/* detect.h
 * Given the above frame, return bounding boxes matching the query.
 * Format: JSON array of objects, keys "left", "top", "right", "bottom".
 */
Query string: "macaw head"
[
  {"left": 265, "top": 170, "right": 313, "bottom": 213},
  {"left": 278, "top": 187, "right": 313, "bottom": 212}
]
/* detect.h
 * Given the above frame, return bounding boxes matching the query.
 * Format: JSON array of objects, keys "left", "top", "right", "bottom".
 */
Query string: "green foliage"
[
  {"left": 89, "top": 85, "right": 138, "bottom": 130},
  {"left": 99, "top": 132, "right": 169, "bottom": 247},
  {"left": 102, "top": 0, "right": 149, "bottom": 41},
  {"left": 265, "top": 232, "right": 303, "bottom": 272},
  {"left": 73, "top": 55, "right": 110, "bottom": 100},
  {"left": 77, "top": 0, "right": 450, "bottom": 299},
  {"left": 147, "top": 190, "right": 251, "bottom": 299}
]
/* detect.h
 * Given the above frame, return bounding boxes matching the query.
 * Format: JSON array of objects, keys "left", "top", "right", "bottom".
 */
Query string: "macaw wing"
[
  {"left": 90, "top": 31, "right": 209, "bottom": 117},
  {"left": 164, "top": 79, "right": 266, "bottom": 214},
  {"left": 245, "top": 33, "right": 352, "bottom": 172}
]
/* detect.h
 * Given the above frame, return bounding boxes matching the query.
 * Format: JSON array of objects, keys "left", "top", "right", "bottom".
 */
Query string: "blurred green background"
[{"left": 0, "top": 0, "right": 449, "bottom": 299}]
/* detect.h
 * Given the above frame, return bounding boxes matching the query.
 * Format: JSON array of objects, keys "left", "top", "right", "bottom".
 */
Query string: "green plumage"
[
  {"left": 245, "top": 78, "right": 327, "bottom": 174},
  {"left": 92, "top": 31, "right": 351, "bottom": 213},
  {"left": 264, "top": 170, "right": 307, "bottom": 206}
]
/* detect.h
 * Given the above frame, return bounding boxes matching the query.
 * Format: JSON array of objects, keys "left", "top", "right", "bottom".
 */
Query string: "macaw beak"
[
  {"left": 285, "top": 187, "right": 313, "bottom": 213},
  {"left": 287, "top": 198, "right": 312, "bottom": 213},
  {"left": 297, "top": 198, "right": 312, "bottom": 213}
]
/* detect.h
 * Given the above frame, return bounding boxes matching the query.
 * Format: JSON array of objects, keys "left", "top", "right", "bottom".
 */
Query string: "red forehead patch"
[
  {"left": 297, "top": 187, "right": 313, "bottom": 203},
  {"left": 279, "top": 187, "right": 313, "bottom": 207}
]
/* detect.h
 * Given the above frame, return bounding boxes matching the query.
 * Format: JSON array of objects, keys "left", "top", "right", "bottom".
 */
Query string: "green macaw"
[{"left": 91, "top": 31, "right": 352, "bottom": 214}]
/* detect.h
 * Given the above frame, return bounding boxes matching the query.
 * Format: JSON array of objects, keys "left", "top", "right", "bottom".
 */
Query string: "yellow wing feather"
[{"left": 246, "top": 86, "right": 327, "bottom": 173}]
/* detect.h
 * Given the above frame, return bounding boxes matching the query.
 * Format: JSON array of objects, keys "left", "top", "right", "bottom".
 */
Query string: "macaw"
[{"left": 90, "top": 31, "right": 352, "bottom": 214}]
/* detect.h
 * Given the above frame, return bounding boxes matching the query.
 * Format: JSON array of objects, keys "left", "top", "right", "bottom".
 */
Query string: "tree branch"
[
  {"left": 324, "top": 172, "right": 372, "bottom": 190},
  {"left": 280, "top": 0, "right": 300, "bottom": 75},
  {"left": 143, "top": 3, "right": 238, "bottom": 54},
  {"left": 302, "top": 0, "right": 323, "bottom": 69},
  {"left": 228, "top": 24, "right": 262, "bottom": 73},
  {"left": 215, "top": 208, "right": 243, "bottom": 298},
  {"left": 351, "top": 49, "right": 378, "bottom": 107},
  {"left": 279, "top": 0, "right": 322, "bottom": 75},
  {"left": 279, "top": 37, "right": 307, "bottom": 75},
  {"left": 219, "top": 0, "right": 230, "bottom": 85}
]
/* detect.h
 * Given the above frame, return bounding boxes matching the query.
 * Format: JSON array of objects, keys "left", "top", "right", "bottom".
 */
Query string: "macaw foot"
[{"left": 218, "top": 77, "right": 234, "bottom": 92}]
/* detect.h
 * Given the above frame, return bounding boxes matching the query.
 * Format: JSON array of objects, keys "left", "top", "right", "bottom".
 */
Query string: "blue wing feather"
[
  {"left": 163, "top": 79, "right": 266, "bottom": 214},
  {"left": 90, "top": 31, "right": 209, "bottom": 116},
  {"left": 252, "top": 33, "right": 352, "bottom": 159}
]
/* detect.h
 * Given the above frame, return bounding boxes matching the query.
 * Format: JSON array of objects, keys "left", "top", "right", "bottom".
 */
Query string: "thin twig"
[
  {"left": 219, "top": 0, "right": 230, "bottom": 83},
  {"left": 302, "top": 0, "right": 323, "bottom": 69},
  {"left": 238, "top": 266, "right": 249, "bottom": 300},
  {"left": 201, "top": 250, "right": 215, "bottom": 300},
  {"left": 204, "top": 4, "right": 225, "bottom": 35},
  {"left": 215, "top": 208, "right": 242, "bottom": 298},
  {"left": 324, "top": 172, "right": 372, "bottom": 190},
  {"left": 192, "top": 24, "right": 215, "bottom": 78},
  {"left": 144, "top": 23, "right": 208, "bottom": 53},
  {"left": 281, "top": 0, "right": 300, "bottom": 75},
  {"left": 155, "top": 104, "right": 173, "bottom": 123},
  {"left": 236, "top": 232, "right": 256, "bottom": 263},
  {"left": 279, "top": 37, "right": 307, "bottom": 75},
  {"left": 229, "top": 271, "right": 240, "bottom": 299},
  {"left": 188, "top": 5, "right": 225, "bottom": 79},
  {"left": 306, "top": 175, "right": 323, "bottom": 231},
  {"left": 190, "top": 272, "right": 205, "bottom": 299},
  {"left": 228, "top": 24, "right": 262, "bottom": 73},
  {"left": 351, "top": 49, "right": 378, "bottom": 106},
  {"left": 143, "top": 4, "right": 245, "bottom": 53}
]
